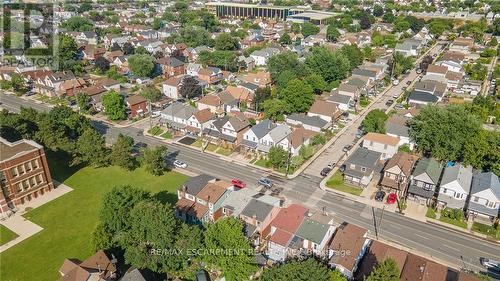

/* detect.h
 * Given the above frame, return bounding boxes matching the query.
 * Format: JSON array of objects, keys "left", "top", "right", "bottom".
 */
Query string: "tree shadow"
[{"left": 154, "top": 190, "right": 178, "bottom": 205}]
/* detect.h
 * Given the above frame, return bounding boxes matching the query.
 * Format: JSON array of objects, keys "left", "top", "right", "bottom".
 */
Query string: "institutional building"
[
  {"left": 206, "top": 2, "right": 336, "bottom": 23},
  {"left": 0, "top": 137, "right": 54, "bottom": 216}
]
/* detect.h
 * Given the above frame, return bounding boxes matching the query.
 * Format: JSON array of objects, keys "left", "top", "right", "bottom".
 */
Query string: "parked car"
[
  {"left": 173, "top": 160, "right": 188, "bottom": 169},
  {"left": 231, "top": 179, "right": 246, "bottom": 188},
  {"left": 257, "top": 177, "right": 273, "bottom": 188},
  {"left": 406, "top": 81, "right": 411, "bottom": 85},
  {"left": 342, "top": 145, "right": 352, "bottom": 152},
  {"left": 392, "top": 79, "right": 399, "bottom": 86},
  {"left": 320, "top": 167, "right": 332, "bottom": 177},
  {"left": 480, "top": 258, "right": 500, "bottom": 273},
  {"left": 387, "top": 193, "right": 397, "bottom": 204},
  {"left": 134, "top": 142, "right": 148, "bottom": 148},
  {"left": 375, "top": 190, "right": 386, "bottom": 202},
  {"left": 392, "top": 93, "right": 399, "bottom": 99},
  {"left": 394, "top": 103, "right": 405, "bottom": 110},
  {"left": 151, "top": 111, "right": 160, "bottom": 117},
  {"left": 385, "top": 99, "right": 394, "bottom": 106}
]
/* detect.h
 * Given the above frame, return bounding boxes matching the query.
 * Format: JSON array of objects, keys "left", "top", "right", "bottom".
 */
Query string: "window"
[
  {"left": 11, "top": 167, "right": 18, "bottom": 177},
  {"left": 474, "top": 196, "right": 479, "bottom": 203},
  {"left": 488, "top": 201, "right": 495, "bottom": 208},
  {"left": 361, "top": 167, "right": 366, "bottom": 172},
  {"left": 455, "top": 193, "right": 461, "bottom": 198},
  {"left": 32, "top": 159, "right": 39, "bottom": 169},
  {"left": 443, "top": 188, "right": 447, "bottom": 193}
]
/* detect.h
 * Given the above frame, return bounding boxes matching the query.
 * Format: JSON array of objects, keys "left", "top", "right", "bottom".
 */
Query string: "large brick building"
[{"left": 0, "top": 137, "right": 54, "bottom": 216}]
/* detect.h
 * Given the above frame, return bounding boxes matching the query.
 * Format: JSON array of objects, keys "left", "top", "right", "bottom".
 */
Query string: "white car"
[
  {"left": 173, "top": 160, "right": 187, "bottom": 169},
  {"left": 392, "top": 79, "right": 399, "bottom": 86}
]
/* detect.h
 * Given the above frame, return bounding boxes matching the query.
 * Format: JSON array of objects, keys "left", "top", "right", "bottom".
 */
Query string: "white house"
[
  {"left": 361, "top": 133, "right": 399, "bottom": 160},
  {"left": 162, "top": 76, "right": 182, "bottom": 99},
  {"left": 437, "top": 164, "right": 473, "bottom": 210},
  {"left": 468, "top": 172, "right": 500, "bottom": 221},
  {"left": 250, "top": 48, "right": 280, "bottom": 66},
  {"left": 186, "top": 109, "right": 214, "bottom": 135}
]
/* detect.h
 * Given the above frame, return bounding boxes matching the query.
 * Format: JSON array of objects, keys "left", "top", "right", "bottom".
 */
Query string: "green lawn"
[
  {"left": 0, "top": 154, "right": 188, "bottom": 281},
  {"left": 204, "top": 143, "right": 218, "bottom": 152},
  {"left": 439, "top": 216, "right": 467, "bottom": 229},
  {"left": 0, "top": 225, "right": 18, "bottom": 246},
  {"left": 326, "top": 171, "right": 362, "bottom": 196},
  {"left": 472, "top": 222, "right": 500, "bottom": 240},
  {"left": 215, "top": 147, "right": 233, "bottom": 156},
  {"left": 160, "top": 131, "right": 172, "bottom": 139},
  {"left": 426, "top": 207, "right": 437, "bottom": 219},
  {"left": 253, "top": 158, "right": 270, "bottom": 168},
  {"left": 191, "top": 139, "right": 203, "bottom": 148},
  {"left": 147, "top": 126, "right": 164, "bottom": 136}
]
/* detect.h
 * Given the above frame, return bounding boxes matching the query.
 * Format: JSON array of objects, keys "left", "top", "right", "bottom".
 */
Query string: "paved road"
[
  {"left": 304, "top": 42, "right": 446, "bottom": 177},
  {"left": 2, "top": 67, "right": 500, "bottom": 279}
]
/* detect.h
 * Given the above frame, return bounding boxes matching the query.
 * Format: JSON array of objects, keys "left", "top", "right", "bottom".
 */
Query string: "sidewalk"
[{"left": 0, "top": 181, "right": 73, "bottom": 253}]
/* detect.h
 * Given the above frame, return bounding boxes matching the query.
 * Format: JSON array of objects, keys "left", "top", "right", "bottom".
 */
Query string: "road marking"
[{"left": 414, "top": 233, "right": 429, "bottom": 240}]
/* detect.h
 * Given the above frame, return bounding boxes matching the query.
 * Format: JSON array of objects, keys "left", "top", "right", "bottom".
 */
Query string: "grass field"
[
  {"left": 472, "top": 222, "right": 500, "bottom": 240},
  {"left": 426, "top": 207, "right": 437, "bottom": 219},
  {"left": 326, "top": 171, "right": 362, "bottom": 196},
  {"left": 0, "top": 225, "right": 18, "bottom": 246},
  {"left": 439, "top": 216, "right": 467, "bottom": 229},
  {"left": 215, "top": 147, "right": 233, "bottom": 156},
  {"left": 0, "top": 153, "right": 188, "bottom": 281}
]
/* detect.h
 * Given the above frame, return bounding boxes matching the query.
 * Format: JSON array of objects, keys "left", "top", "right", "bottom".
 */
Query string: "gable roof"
[
  {"left": 271, "top": 204, "right": 308, "bottom": 233},
  {"left": 356, "top": 240, "right": 408, "bottom": 280},
  {"left": 412, "top": 158, "right": 442, "bottom": 183},
  {"left": 251, "top": 119, "right": 277, "bottom": 139},
  {"left": 182, "top": 174, "right": 216, "bottom": 196},
  {"left": 197, "top": 180, "right": 232, "bottom": 203},
  {"left": 400, "top": 253, "right": 448, "bottom": 281},
  {"left": 58, "top": 251, "right": 116, "bottom": 281},
  {"left": 286, "top": 113, "right": 329, "bottom": 129},
  {"left": 308, "top": 100, "right": 340, "bottom": 117},
  {"left": 384, "top": 152, "right": 417, "bottom": 177},
  {"left": 295, "top": 217, "right": 330, "bottom": 244},
  {"left": 440, "top": 164, "right": 473, "bottom": 192},
  {"left": 328, "top": 223, "right": 367, "bottom": 271},
  {"left": 241, "top": 199, "right": 275, "bottom": 221},
  {"left": 363, "top": 132, "right": 399, "bottom": 146},
  {"left": 345, "top": 147, "right": 382, "bottom": 169},
  {"left": 471, "top": 172, "right": 500, "bottom": 199},
  {"left": 408, "top": 90, "right": 439, "bottom": 103},
  {"left": 268, "top": 124, "right": 292, "bottom": 143},
  {"left": 193, "top": 109, "right": 214, "bottom": 123}
]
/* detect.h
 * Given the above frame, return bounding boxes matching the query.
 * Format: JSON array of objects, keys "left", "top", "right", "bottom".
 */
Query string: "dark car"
[
  {"left": 406, "top": 80, "right": 412, "bottom": 85},
  {"left": 385, "top": 99, "right": 394, "bottom": 106},
  {"left": 257, "top": 178, "right": 273, "bottom": 188},
  {"left": 342, "top": 145, "right": 352, "bottom": 152},
  {"left": 375, "top": 190, "right": 386, "bottom": 202},
  {"left": 134, "top": 142, "right": 148, "bottom": 148},
  {"left": 320, "top": 167, "right": 332, "bottom": 177}
]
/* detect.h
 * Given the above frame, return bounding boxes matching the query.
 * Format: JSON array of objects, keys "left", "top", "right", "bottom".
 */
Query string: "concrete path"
[{"left": 0, "top": 182, "right": 73, "bottom": 253}]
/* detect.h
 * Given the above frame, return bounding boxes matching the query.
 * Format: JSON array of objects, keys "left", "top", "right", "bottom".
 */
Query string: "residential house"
[
  {"left": 338, "top": 83, "right": 361, "bottom": 98},
  {"left": 219, "top": 188, "right": 281, "bottom": 220},
  {"left": 186, "top": 63, "right": 202, "bottom": 76},
  {"left": 407, "top": 90, "right": 439, "bottom": 107},
  {"left": 400, "top": 253, "right": 449, "bottom": 281},
  {"left": 126, "top": 95, "right": 148, "bottom": 118},
  {"left": 407, "top": 157, "right": 443, "bottom": 205},
  {"left": 237, "top": 56, "right": 256, "bottom": 71},
  {"left": 385, "top": 114, "right": 414, "bottom": 149},
  {"left": 328, "top": 92, "right": 354, "bottom": 111},
  {"left": 355, "top": 240, "right": 408, "bottom": 281},
  {"left": 294, "top": 214, "right": 337, "bottom": 257},
  {"left": 241, "top": 119, "right": 276, "bottom": 153},
  {"left": 203, "top": 115, "right": 250, "bottom": 147},
  {"left": 265, "top": 204, "right": 308, "bottom": 262},
  {"left": 379, "top": 152, "right": 418, "bottom": 196},
  {"left": 426, "top": 64, "right": 448, "bottom": 77},
  {"left": 257, "top": 124, "right": 292, "bottom": 155},
  {"left": 58, "top": 251, "right": 116, "bottom": 281},
  {"left": 287, "top": 126, "right": 318, "bottom": 156},
  {"left": 328, "top": 223, "right": 370, "bottom": 280},
  {"left": 343, "top": 147, "right": 382, "bottom": 188},
  {"left": 250, "top": 47, "right": 280, "bottom": 66},
  {"left": 198, "top": 67, "right": 223, "bottom": 84},
  {"left": 186, "top": 109, "right": 215, "bottom": 135},
  {"left": 119, "top": 267, "right": 166, "bottom": 281},
  {"left": 226, "top": 85, "right": 253, "bottom": 107},
  {"left": 351, "top": 68, "right": 378, "bottom": 84},
  {"left": 162, "top": 76, "right": 182, "bottom": 100},
  {"left": 307, "top": 99, "right": 341, "bottom": 123},
  {"left": 286, "top": 113, "right": 331, "bottom": 132},
  {"left": 82, "top": 45, "right": 106, "bottom": 61},
  {"left": 302, "top": 34, "right": 327, "bottom": 46},
  {"left": 197, "top": 92, "right": 237, "bottom": 115},
  {"left": 361, "top": 133, "right": 399, "bottom": 160},
  {"left": 437, "top": 164, "right": 473, "bottom": 210},
  {"left": 449, "top": 37, "right": 474, "bottom": 54},
  {"left": 242, "top": 71, "right": 272, "bottom": 88},
  {"left": 240, "top": 198, "right": 280, "bottom": 244},
  {"left": 395, "top": 38, "right": 424, "bottom": 57},
  {"left": 156, "top": 57, "right": 185, "bottom": 78},
  {"left": 159, "top": 102, "right": 197, "bottom": 132},
  {"left": 76, "top": 31, "right": 98, "bottom": 45},
  {"left": 467, "top": 172, "right": 500, "bottom": 221},
  {"left": 78, "top": 85, "right": 107, "bottom": 111}
]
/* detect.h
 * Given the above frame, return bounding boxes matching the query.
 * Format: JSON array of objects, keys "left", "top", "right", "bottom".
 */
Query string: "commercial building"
[
  {"left": 0, "top": 137, "right": 54, "bottom": 216},
  {"left": 206, "top": 2, "right": 335, "bottom": 23}
]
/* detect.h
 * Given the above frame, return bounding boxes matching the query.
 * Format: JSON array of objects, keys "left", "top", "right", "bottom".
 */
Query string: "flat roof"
[
  {"left": 287, "top": 11, "right": 338, "bottom": 20},
  {"left": 0, "top": 137, "right": 42, "bottom": 162},
  {"left": 206, "top": 2, "right": 307, "bottom": 10}
]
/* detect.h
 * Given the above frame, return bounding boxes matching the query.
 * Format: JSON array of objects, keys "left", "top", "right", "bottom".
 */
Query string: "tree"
[
  {"left": 78, "top": 2, "right": 92, "bottom": 13},
  {"left": 268, "top": 52, "right": 309, "bottom": 82},
  {"left": 405, "top": 16, "right": 425, "bottom": 33},
  {"left": 391, "top": 53, "right": 414, "bottom": 78},
  {"left": 128, "top": 54, "right": 155, "bottom": 78},
  {"left": 94, "top": 56, "right": 110, "bottom": 72},
  {"left": 61, "top": 16, "right": 93, "bottom": 31},
  {"left": 281, "top": 79, "right": 314, "bottom": 113},
  {"left": 260, "top": 258, "right": 345, "bottom": 281},
  {"left": 57, "top": 35, "right": 78, "bottom": 71},
  {"left": 366, "top": 258, "right": 400, "bottom": 281},
  {"left": 72, "top": 128, "right": 109, "bottom": 167},
  {"left": 152, "top": 18, "right": 163, "bottom": 30},
  {"left": 340, "top": 44, "right": 363, "bottom": 71},
  {"left": 359, "top": 12, "right": 372, "bottom": 30},
  {"left": 10, "top": 73, "right": 25, "bottom": 93},
  {"left": 254, "top": 87, "right": 272, "bottom": 111},
  {"left": 268, "top": 146, "right": 288, "bottom": 169},
  {"left": 383, "top": 12, "right": 395, "bottom": 23},
  {"left": 198, "top": 50, "right": 237, "bottom": 71},
  {"left": 263, "top": 99, "right": 287, "bottom": 121},
  {"left": 110, "top": 134, "right": 135, "bottom": 170},
  {"left": 76, "top": 92, "right": 91, "bottom": 113},
  {"left": 141, "top": 86, "right": 162, "bottom": 103},
  {"left": 178, "top": 76, "right": 201, "bottom": 99},
  {"left": 135, "top": 46, "right": 149, "bottom": 55},
  {"left": 362, "top": 109, "right": 388, "bottom": 134},
  {"left": 102, "top": 90, "right": 126, "bottom": 120},
  {"left": 305, "top": 73, "right": 327, "bottom": 94},
  {"left": 141, "top": 146, "right": 168, "bottom": 176},
  {"left": 301, "top": 22, "right": 320, "bottom": 37},
  {"left": 408, "top": 105, "right": 481, "bottom": 161},
  {"left": 462, "top": 129, "right": 500, "bottom": 174},
  {"left": 91, "top": 223, "right": 114, "bottom": 252},
  {"left": 215, "top": 33, "right": 238, "bottom": 51},
  {"left": 305, "top": 47, "right": 350, "bottom": 83},
  {"left": 122, "top": 200, "right": 178, "bottom": 273},
  {"left": 279, "top": 33, "right": 292, "bottom": 45},
  {"left": 373, "top": 5, "right": 384, "bottom": 17},
  {"left": 465, "top": 62, "right": 488, "bottom": 81},
  {"left": 100, "top": 185, "right": 151, "bottom": 235},
  {"left": 326, "top": 25, "right": 340, "bottom": 42},
  {"left": 204, "top": 218, "right": 257, "bottom": 281}
]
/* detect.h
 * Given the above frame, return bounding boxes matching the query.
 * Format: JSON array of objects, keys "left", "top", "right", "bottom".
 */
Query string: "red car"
[
  {"left": 387, "top": 193, "right": 397, "bottom": 204},
  {"left": 231, "top": 179, "right": 246, "bottom": 188}
]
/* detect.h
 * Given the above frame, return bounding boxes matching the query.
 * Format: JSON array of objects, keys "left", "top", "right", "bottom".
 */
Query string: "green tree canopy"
[
  {"left": 362, "top": 109, "right": 388, "bottom": 134},
  {"left": 340, "top": 44, "right": 364, "bottom": 71},
  {"left": 279, "top": 33, "right": 292, "bottom": 45},
  {"left": 128, "top": 54, "right": 155, "bottom": 78},
  {"left": 326, "top": 25, "right": 341, "bottom": 42},
  {"left": 110, "top": 134, "right": 136, "bottom": 170},
  {"left": 215, "top": 33, "right": 238, "bottom": 51},
  {"left": 61, "top": 16, "right": 93, "bottom": 31},
  {"left": 301, "top": 22, "right": 320, "bottom": 37},
  {"left": 268, "top": 146, "right": 288, "bottom": 169},
  {"left": 366, "top": 258, "right": 400, "bottom": 281},
  {"left": 281, "top": 79, "right": 314, "bottom": 113},
  {"left": 71, "top": 127, "right": 109, "bottom": 167},
  {"left": 140, "top": 146, "right": 168, "bottom": 176},
  {"left": 102, "top": 90, "right": 126, "bottom": 120},
  {"left": 305, "top": 46, "right": 350, "bottom": 83},
  {"left": 263, "top": 99, "right": 287, "bottom": 121},
  {"left": 204, "top": 218, "right": 257, "bottom": 281},
  {"left": 260, "top": 258, "right": 346, "bottom": 281}
]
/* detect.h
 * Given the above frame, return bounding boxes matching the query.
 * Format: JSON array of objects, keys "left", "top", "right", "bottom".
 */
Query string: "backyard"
[
  {"left": 0, "top": 225, "right": 18, "bottom": 246},
  {"left": 0, "top": 153, "right": 188, "bottom": 281},
  {"left": 326, "top": 171, "right": 363, "bottom": 196}
]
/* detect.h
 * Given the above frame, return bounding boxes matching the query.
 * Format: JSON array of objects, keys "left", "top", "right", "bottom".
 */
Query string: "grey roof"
[
  {"left": 211, "top": 116, "right": 230, "bottom": 132},
  {"left": 408, "top": 184, "right": 436, "bottom": 199},
  {"left": 240, "top": 82, "right": 259, "bottom": 92},
  {"left": 352, "top": 68, "right": 377, "bottom": 78},
  {"left": 346, "top": 78, "right": 366, "bottom": 88},
  {"left": 182, "top": 174, "right": 215, "bottom": 196},
  {"left": 345, "top": 147, "right": 382, "bottom": 169},
  {"left": 385, "top": 115, "right": 410, "bottom": 138},
  {"left": 241, "top": 139, "right": 258, "bottom": 149},
  {"left": 268, "top": 124, "right": 292, "bottom": 143},
  {"left": 440, "top": 164, "right": 473, "bottom": 193},
  {"left": 437, "top": 193, "right": 467, "bottom": 209},
  {"left": 408, "top": 90, "right": 439, "bottom": 103},
  {"left": 468, "top": 201, "right": 499, "bottom": 217},
  {"left": 328, "top": 93, "right": 352, "bottom": 105},
  {"left": 294, "top": 217, "right": 330, "bottom": 244},
  {"left": 241, "top": 199, "right": 274, "bottom": 222},
  {"left": 119, "top": 268, "right": 163, "bottom": 281},
  {"left": 412, "top": 157, "right": 443, "bottom": 184},
  {"left": 161, "top": 102, "right": 197, "bottom": 119},
  {"left": 251, "top": 119, "right": 276, "bottom": 139},
  {"left": 223, "top": 188, "right": 260, "bottom": 217},
  {"left": 286, "top": 113, "right": 329, "bottom": 129},
  {"left": 471, "top": 172, "right": 500, "bottom": 199}
]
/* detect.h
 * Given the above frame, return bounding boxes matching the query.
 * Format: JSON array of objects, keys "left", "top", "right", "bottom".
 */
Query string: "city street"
[{"left": 1, "top": 92, "right": 499, "bottom": 277}]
